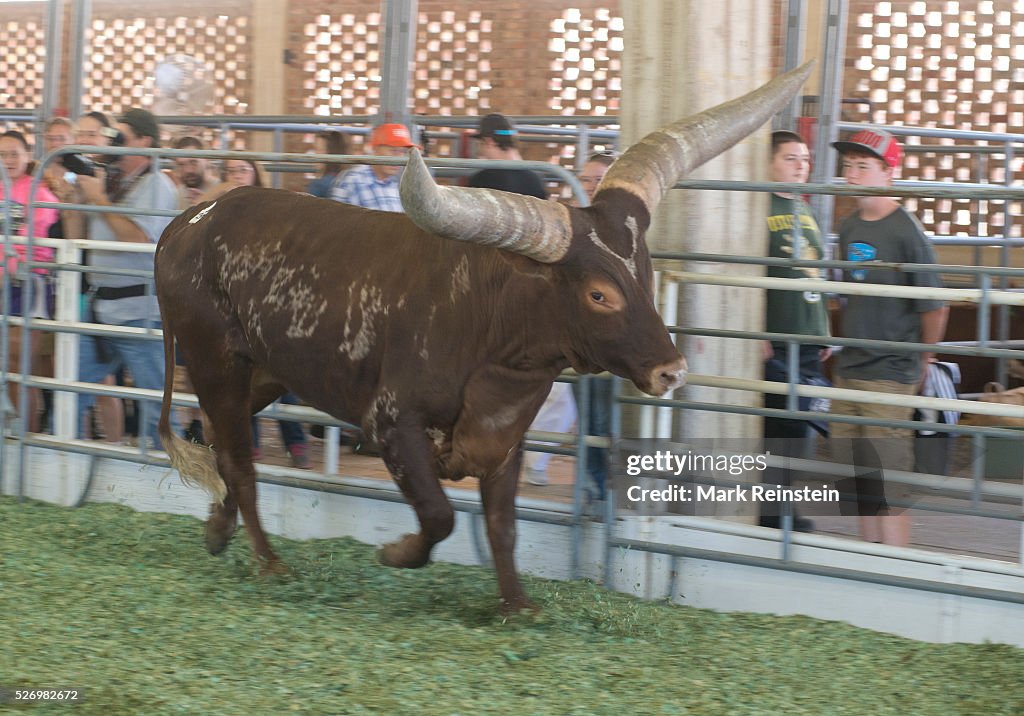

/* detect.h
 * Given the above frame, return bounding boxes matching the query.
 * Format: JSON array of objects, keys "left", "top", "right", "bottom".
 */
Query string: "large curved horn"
[
  {"left": 599, "top": 60, "right": 815, "bottom": 216},
  {"left": 400, "top": 150, "right": 573, "bottom": 263}
]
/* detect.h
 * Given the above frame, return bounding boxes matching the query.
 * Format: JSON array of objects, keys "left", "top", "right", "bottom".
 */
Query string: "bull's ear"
[{"left": 498, "top": 251, "right": 555, "bottom": 279}]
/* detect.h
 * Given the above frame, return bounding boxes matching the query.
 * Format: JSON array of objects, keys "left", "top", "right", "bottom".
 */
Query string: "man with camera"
[{"left": 73, "top": 108, "right": 178, "bottom": 449}]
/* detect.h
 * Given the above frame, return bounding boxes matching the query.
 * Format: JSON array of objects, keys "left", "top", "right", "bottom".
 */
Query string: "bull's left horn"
[
  {"left": 598, "top": 60, "right": 815, "bottom": 217},
  {"left": 400, "top": 150, "right": 573, "bottom": 264}
]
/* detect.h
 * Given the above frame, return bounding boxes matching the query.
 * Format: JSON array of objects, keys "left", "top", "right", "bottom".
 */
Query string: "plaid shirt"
[{"left": 329, "top": 164, "right": 404, "bottom": 212}]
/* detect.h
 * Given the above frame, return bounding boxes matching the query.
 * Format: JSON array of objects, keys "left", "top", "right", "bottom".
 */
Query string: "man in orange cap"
[{"left": 330, "top": 122, "right": 418, "bottom": 212}]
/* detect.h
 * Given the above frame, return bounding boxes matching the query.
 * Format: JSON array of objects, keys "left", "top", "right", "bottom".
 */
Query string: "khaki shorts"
[{"left": 830, "top": 376, "right": 917, "bottom": 512}]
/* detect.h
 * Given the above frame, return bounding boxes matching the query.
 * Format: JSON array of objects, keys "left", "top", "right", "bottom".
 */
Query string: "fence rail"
[{"left": 3, "top": 147, "right": 1023, "bottom": 586}]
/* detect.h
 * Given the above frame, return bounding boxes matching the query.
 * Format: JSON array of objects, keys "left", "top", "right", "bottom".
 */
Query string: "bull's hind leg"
[
  {"left": 188, "top": 357, "right": 285, "bottom": 573},
  {"left": 376, "top": 423, "right": 455, "bottom": 569}
]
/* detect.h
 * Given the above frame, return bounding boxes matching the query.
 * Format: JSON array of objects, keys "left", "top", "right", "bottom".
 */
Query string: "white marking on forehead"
[
  {"left": 188, "top": 202, "right": 217, "bottom": 224},
  {"left": 625, "top": 215, "right": 640, "bottom": 245},
  {"left": 588, "top": 228, "right": 638, "bottom": 279}
]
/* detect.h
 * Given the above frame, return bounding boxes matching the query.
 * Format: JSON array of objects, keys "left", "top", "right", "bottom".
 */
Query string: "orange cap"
[{"left": 370, "top": 123, "right": 418, "bottom": 148}]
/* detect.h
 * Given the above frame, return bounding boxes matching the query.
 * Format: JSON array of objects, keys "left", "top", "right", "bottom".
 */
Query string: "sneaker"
[
  {"left": 793, "top": 515, "right": 815, "bottom": 533},
  {"left": 288, "top": 444, "right": 312, "bottom": 470},
  {"left": 183, "top": 419, "right": 207, "bottom": 445},
  {"left": 525, "top": 467, "right": 549, "bottom": 486}
]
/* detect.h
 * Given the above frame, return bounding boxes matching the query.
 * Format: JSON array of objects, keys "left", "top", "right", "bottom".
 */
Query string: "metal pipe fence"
[{"left": 3, "top": 147, "right": 1023, "bottom": 591}]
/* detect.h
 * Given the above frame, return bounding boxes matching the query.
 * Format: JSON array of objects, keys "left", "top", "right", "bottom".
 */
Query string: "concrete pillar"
[
  {"left": 250, "top": 0, "right": 288, "bottom": 153},
  {"left": 620, "top": 1, "right": 774, "bottom": 519}
]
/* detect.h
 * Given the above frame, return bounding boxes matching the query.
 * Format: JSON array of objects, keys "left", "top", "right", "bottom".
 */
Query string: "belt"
[{"left": 94, "top": 284, "right": 149, "bottom": 300}]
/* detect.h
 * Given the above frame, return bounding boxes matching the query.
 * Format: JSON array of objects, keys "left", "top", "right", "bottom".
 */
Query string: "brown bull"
[{"left": 155, "top": 64, "right": 811, "bottom": 612}]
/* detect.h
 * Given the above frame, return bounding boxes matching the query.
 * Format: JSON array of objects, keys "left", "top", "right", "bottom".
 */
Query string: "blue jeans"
[
  {"left": 78, "top": 319, "right": 170, "bottom": 449},
  {"left": 252, "top": 392, "right": 306, "bottom": 449},
  {"left": 572, "top": 375, "right": 613, "bottom": 501}
]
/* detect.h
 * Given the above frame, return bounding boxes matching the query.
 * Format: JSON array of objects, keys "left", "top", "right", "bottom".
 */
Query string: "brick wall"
[
  {"left": 842, "top": 0, "right": 1024, "bottom": 237},
  {"left": 5, "top": 1, "right": 1020, "bottom": 235}
]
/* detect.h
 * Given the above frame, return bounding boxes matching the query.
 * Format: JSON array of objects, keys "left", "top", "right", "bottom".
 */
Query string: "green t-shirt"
[
  {"left": 835, "top": 206, "right": 944, "bottom": 384},
  {"left": 765, "top": 193, "right": 830, "bottom": 342}
]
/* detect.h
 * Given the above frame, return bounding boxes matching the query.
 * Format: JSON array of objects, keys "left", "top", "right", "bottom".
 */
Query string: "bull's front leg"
[
  {"left": 375, "top": 419, "right": 455, "bottom": 570},
  {"left": 479, "top": 446, "right": 533, "bottom": 613}
]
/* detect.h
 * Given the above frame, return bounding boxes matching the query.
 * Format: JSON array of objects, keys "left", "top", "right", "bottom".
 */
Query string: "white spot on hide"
[
  {"left": 366, "top": 389, "right": 399, "bottom": 442},
  {"left": 414, "top": 332, "right": 429, "bottom": 361},
  {"left": 450, "top": 255, "right": 471, "bottom": 303},
  {"left": 425, "top": 427, "right": 446, "bottom": 449},
  {"left": 215, "top": 239, "right": 327, "bottom": 339},
  {"left": 338, "top": 283, "right": 386, "bottom": 361},
  {"left": 481, "top": 396, "right": 531, "bottom": 432},
  {"left": 246, "top": 298, "right": 265, "bottom": 344}
]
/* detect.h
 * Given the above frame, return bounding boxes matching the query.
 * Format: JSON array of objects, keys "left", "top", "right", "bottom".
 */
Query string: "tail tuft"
[{"left": 165, "top": 432, "right": 226, "bottom": 503}]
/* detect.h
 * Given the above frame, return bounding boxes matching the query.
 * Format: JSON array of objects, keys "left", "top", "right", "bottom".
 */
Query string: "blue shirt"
[
  {"left": 329, "top": 164, "right": 403, "bottom": 212},
  {"left": 306, "top": 173, "right": 339, "bottom": 198}
]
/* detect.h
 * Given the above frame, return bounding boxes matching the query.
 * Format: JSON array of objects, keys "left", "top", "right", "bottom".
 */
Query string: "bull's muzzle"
[{"left": 645, "top": 355, "right": 688, "bottom": 396}]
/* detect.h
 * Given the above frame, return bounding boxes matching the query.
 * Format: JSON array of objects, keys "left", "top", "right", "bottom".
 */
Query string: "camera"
[
  {"left": 61, "top": 153, "right": 97, "bottom": 177},
  {"left": 60, "top": 153, "right": 121, "bottom": 192}
]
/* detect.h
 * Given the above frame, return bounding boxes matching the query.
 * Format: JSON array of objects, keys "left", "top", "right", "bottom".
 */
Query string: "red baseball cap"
[
  {"left": 370, "top": 123, "right": 419, "bottom": 148},
  {"left": 832, "top": 127, "right": 902, "bottom": 168}
]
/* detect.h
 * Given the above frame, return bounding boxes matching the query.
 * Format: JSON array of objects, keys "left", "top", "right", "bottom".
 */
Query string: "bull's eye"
[{"left": 584, "top": 281, "right": 623, "bottom": 312}]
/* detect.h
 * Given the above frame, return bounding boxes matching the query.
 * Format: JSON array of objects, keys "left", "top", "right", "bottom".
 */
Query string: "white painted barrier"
[{"left": 6, "top": 444, "right": 1022, "bottom": 647}]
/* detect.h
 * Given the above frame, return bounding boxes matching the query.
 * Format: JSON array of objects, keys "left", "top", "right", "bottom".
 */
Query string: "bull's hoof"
[
  {"left": 499, "top": 597, "right": 539, "bottom": 616},
  {"left": 377, "top": 534, "right": 431, "bottom": 569},
  {"left": 258, "top": 558, "right": 291, "bottom": 578},
  {"left": 205, "top": 516, "right": 237, "bottom": 555}
]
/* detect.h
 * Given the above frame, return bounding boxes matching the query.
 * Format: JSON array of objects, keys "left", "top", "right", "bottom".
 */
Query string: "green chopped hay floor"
[{"left": 0, "top": 497, "right": 1021, "bottom": 715}]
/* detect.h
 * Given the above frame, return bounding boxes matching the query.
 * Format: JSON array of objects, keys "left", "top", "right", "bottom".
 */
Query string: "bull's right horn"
[
  {"left": 399, "top": 149, "right": 573, "bottom": 264},
  {"left": 597, "top": 60, "right": 815, "bottom": 217}
]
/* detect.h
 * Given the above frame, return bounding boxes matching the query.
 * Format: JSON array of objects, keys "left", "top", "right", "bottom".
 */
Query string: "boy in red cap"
[
  {"left": 830, "top": 127, "right": 949, "bottom": 546},
  {"left": 330, "top": 123, "right": 418, "bottom": 212}
]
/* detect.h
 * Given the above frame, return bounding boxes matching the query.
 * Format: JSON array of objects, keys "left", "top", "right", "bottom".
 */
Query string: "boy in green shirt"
[{"left": 761, "top": 130, "right": 832, "bottom": 532}]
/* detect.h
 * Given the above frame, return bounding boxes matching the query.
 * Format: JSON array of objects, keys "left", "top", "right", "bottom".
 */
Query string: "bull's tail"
[{"left": 158, "top": 317, "right": 226, "bottom": 503}]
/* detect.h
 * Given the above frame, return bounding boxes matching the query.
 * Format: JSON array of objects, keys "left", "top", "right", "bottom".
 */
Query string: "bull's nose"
[{"left": 647, "top": 356, "right": 688, "bottom": 396}]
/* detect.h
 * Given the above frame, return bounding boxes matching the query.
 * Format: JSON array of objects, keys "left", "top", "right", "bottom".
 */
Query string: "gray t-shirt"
[
  {"left": 835, "top": 206, "right": 944, "bottom": 384},
  {"left": 87, "top": 168, "right": 177, "bottom": 325}
]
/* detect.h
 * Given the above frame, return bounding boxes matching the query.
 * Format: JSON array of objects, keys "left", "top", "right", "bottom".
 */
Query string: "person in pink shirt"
[{"left": 1, "top": 130, "right": 59, "bottom": 430}]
